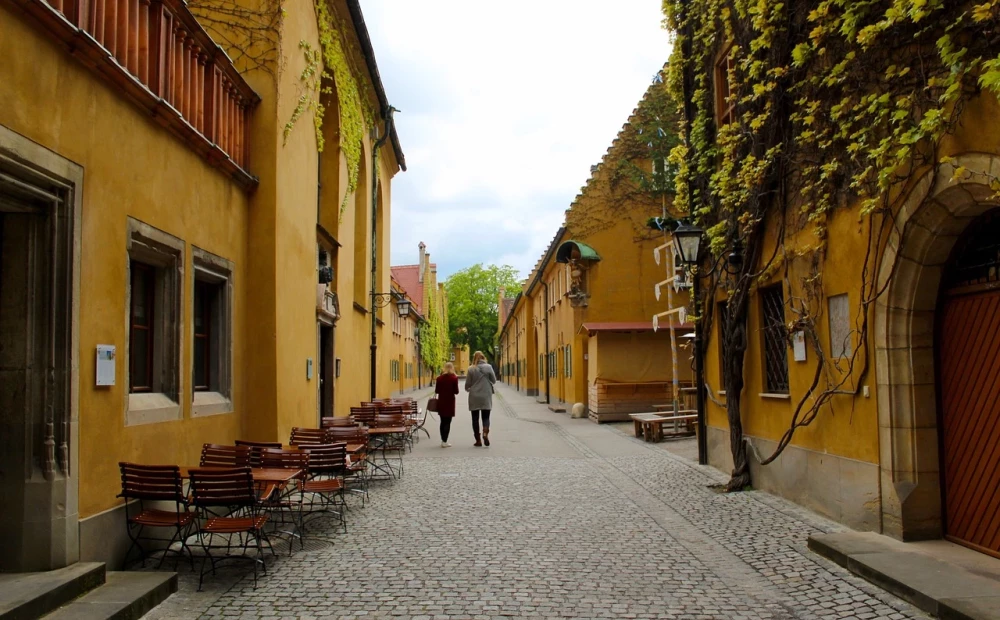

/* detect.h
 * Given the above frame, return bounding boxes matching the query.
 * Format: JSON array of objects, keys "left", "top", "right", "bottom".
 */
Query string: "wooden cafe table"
[{"left": 178, "top": 466, "right": 303, "bottom": 483}]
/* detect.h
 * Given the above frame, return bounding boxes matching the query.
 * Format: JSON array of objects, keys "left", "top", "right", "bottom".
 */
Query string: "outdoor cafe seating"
[{"left": 116, "top": 395, "right": 422, "bottom": 589}]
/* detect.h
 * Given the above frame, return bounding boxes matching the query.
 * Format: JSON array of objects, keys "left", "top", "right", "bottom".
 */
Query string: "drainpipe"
[
  {"left": 542, "top": 281, "right": 550, "bottom": 404},
  {"left": 369, "top": 106, "right": 397, "bottom": 401}
]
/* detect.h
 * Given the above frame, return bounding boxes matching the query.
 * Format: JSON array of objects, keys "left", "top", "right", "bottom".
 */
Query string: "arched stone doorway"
[{"left": 875, "top": 153, "right": 1000, "bottom": 543}]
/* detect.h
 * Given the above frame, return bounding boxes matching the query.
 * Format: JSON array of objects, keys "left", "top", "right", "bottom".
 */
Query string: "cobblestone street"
[{"left": 144, "top": 382, "right": 928, "bottom": 620}]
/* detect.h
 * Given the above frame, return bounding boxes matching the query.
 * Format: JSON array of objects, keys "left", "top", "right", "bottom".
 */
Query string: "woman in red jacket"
[{"left": 434, "top": 362, "right": 460, "bottom": 447}]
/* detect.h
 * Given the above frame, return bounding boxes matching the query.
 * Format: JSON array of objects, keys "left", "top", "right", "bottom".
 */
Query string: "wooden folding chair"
[
  {"left": 187, "top": 467, "right": 269, "bottom": 590},
  {"left": 200, "top": 443, "right": 251, "bottom": 468},
  {"left": 117, "top": 463, "right": 196, "bottom": 571},
  {"left": 298, "top": 443, "right": 349, "bottom": 533}
]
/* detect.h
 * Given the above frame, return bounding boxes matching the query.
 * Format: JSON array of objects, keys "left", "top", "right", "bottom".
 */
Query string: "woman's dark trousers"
[
  {"left": 440, "top": 416, "right": 452, "bottom": 442},
  {"left": 471, "top": 410, "right": 491, "bottom": 437}
]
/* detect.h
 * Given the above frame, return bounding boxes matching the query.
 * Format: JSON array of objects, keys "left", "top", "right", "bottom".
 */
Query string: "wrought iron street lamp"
[
  {"left": 672, "top": 221, "right": 703, "bottom": 266},
  {"left": 370, "top": 291, "right": 409, "bottom": 400},
  {"left": 673, "top": 221, "right": 708, "bottom": 465}
]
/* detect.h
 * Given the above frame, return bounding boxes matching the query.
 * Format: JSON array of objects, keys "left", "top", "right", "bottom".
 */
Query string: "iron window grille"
[
  {"left": 760, "top": 286, "right": 789, "bottom": 394},
  {"left": 943, "top": 209, "right": 1000, "bottom": 293}
]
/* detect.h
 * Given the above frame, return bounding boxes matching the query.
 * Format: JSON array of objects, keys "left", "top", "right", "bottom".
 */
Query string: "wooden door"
[{"left": 939, "top": 290, "right": 1000, "bottom": 556}]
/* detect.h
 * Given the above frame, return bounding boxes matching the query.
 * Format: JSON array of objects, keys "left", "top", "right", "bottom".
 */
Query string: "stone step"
[
  {"left": 809, "top": 532, "right": 1000, "bottom": 620},
  {"left": 41, "top": 571, "right": 176, "bottom": 620},
  {"left": 0, "top": 562, "right": 106, "bottom": 620}
]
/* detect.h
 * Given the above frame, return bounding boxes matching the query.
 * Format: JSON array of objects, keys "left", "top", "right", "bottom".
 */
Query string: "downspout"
[
  {"left": 369, "top": 106, "right": 397, "bottom": 401},
  {"left": 542, "top": 282, "right": 550, "bottom": 404}
]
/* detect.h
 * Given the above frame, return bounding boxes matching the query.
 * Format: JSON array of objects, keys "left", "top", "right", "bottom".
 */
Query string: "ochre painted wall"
[
  {"left": 701, "top": 92, "right": 1000, "bottom": 467},
  {"left": 1, "top": 0, "right": 403, "bottom": 523},
  {"left": 0, "top": 6, "right": 247, "bottom": 519}
]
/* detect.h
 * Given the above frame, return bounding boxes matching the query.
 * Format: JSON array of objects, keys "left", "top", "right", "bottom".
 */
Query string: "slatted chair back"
[
  {"left": 260, "top": 448, "right": 310, "bottom": 474},
  {"left": 326, "top": 425, "right": 368, "bottom": 444},
  {"left": 350, "top": 407, "right": 377, "bottom": 427},
  {"left": 299, "top": 443, "right": 347, "bottom": 477},
  {"left": 234, "top": 440, "right": 283, "bottom": 468},
  {"left": 376, "top": 405, "right": 407, "bottom": 417},
  {"left": 374, "top": 413, "right": 407, "bottom": 428},
  {"left": 200, "top": 443, "right": 251, "bottom": 468},
  {"left": 118, "top": 463, "right": 186, "bottom": 504},
  {"left": 290, "top": 427, "right": 332, "bottom": 445},
  {"left": 188, "top": 466, "right": 257, "bottom": 509},
  {"left": 321, "top": 416, "right": 358, "bottom": 428}
]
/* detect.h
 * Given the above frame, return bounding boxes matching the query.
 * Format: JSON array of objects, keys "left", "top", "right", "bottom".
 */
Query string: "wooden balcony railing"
[{"left": 11, "top": 0, "right": 260, "bottom": 190}]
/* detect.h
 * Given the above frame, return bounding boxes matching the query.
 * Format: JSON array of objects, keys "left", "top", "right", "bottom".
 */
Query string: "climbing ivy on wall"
[
  {"left": 284, "top": 1, "right": 377, "bottom": 214},
  {"left": 663, "top": 0, "right": 1000, "bottom": 490},
  {"left": 421, "top": 285, "right": 448, "bottom": 374}
]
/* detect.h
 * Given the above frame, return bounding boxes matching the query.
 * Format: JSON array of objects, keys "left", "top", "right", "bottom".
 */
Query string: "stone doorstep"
[
  {"left": 0, "top": 562, "right": 105, "bottom": 620},
  {"left": 42, "top": 571, "right": 177, "bottom": 620},
  {"left": 809, "top": 532, "right": 1000, "bottom": 620}
]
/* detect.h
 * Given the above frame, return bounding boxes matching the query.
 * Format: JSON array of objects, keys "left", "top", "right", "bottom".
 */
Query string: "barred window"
[
  {"left": 760, "top": 286, "right": 789, "bottom": 394},
  {"left": 565, "top": 345, "right": 572, "bottom": 377}
]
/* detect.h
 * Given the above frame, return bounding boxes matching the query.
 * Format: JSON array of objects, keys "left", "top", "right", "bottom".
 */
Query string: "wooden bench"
[{"left": 629, "top": 412, "right": 698, "bottom": 442}]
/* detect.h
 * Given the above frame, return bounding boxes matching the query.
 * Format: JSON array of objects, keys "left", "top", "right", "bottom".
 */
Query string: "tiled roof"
[
  {"left": 500, "top": 297, "right": 515, "bottom": 325},
  {"left": 391, "top": 266, "right": 423, "bottom": 313}
]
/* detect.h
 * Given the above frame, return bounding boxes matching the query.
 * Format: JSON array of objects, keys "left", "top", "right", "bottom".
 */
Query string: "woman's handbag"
[{"left": 427, "top": 396, "right": 439, "bottom": 412}]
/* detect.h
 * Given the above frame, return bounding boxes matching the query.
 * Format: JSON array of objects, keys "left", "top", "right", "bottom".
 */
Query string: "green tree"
[{"left": 445, "top": 264, "right": 521, "bottom": 362}]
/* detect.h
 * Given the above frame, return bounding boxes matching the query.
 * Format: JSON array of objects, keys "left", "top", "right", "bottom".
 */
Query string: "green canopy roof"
[{"left": 556, "top": 240, "right": 601, "bottom": 263}]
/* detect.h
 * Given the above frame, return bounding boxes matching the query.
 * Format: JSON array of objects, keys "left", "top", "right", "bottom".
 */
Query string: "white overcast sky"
[{"left": 363, "top": 1, "right": 671, "bottom": 281}]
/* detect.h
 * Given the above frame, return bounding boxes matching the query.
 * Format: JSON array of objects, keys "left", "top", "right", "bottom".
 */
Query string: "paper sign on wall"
[
  {"left": 96, "top": 345, "right": 116, "bottom": 386},
  {"left": 792, "top": 331, "right": 807, "bottom": 362}
]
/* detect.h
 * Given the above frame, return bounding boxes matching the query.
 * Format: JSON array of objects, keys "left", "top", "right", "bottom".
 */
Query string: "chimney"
[{"left": 418, "top": 242, "right": 426, "bottom": 283}]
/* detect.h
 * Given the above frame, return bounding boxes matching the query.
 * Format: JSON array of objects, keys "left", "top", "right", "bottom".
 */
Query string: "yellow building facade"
[
  {"left": 385, "top": 275, "right": 424, "bottom": 395},
  {"left": 701, "top": 100, "right": 1000, "bottom": 538},
  {"left": 391, "top": 242, "right": 450, "bottom": 389},
  {"left": 0, "top": 0, "right": 403, "bottom": 571},
  {"left": 673, "top": 4, "right": 1000, "bottom": 551},
  {"left": 498, "top": 80, "right": 691, "bottom": 418}
]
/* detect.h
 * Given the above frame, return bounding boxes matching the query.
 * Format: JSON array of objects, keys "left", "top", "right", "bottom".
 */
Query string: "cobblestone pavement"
[{"left": 143, "top": 383, "right": 928, "bottom": 620}]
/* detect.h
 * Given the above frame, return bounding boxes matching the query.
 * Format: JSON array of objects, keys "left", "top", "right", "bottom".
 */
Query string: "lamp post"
[
  {"left": 370, "top": 292, "right": 411, "bottom": 401},
  {"left": 672, "top": 222, "right": 707, "bottom": 465}
]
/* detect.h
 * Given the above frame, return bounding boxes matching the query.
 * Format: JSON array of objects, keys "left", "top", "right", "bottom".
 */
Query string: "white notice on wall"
[
  {"left": 792, "top": 331, "right": 807, "bottom": 362},
  {"left": 96, "top": 345, "right": 116, "bottom": 386}
]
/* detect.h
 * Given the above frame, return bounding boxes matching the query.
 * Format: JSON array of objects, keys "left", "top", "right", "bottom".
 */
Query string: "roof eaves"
[{"left": 345, "top": 1, "right": 407, "bottom": 172}]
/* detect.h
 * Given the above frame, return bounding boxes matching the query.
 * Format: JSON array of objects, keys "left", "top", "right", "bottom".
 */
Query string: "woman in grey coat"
[{"left": 465, "top": 351, "right": 497, "bottom": 447}]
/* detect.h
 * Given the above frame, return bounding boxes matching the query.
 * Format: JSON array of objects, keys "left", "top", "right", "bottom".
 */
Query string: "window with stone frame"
[
  {"left": 191, "top": 247, "right": 234, "bottom": 416},
  {"left": 715, "top": 41, "right": 736, "bottom": 126},
  {"left": 126, "top": 218, "right": 183, "bottom": 425},
  {"left": 760, "top": 285, "right": 789, "bottom": 394}
]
